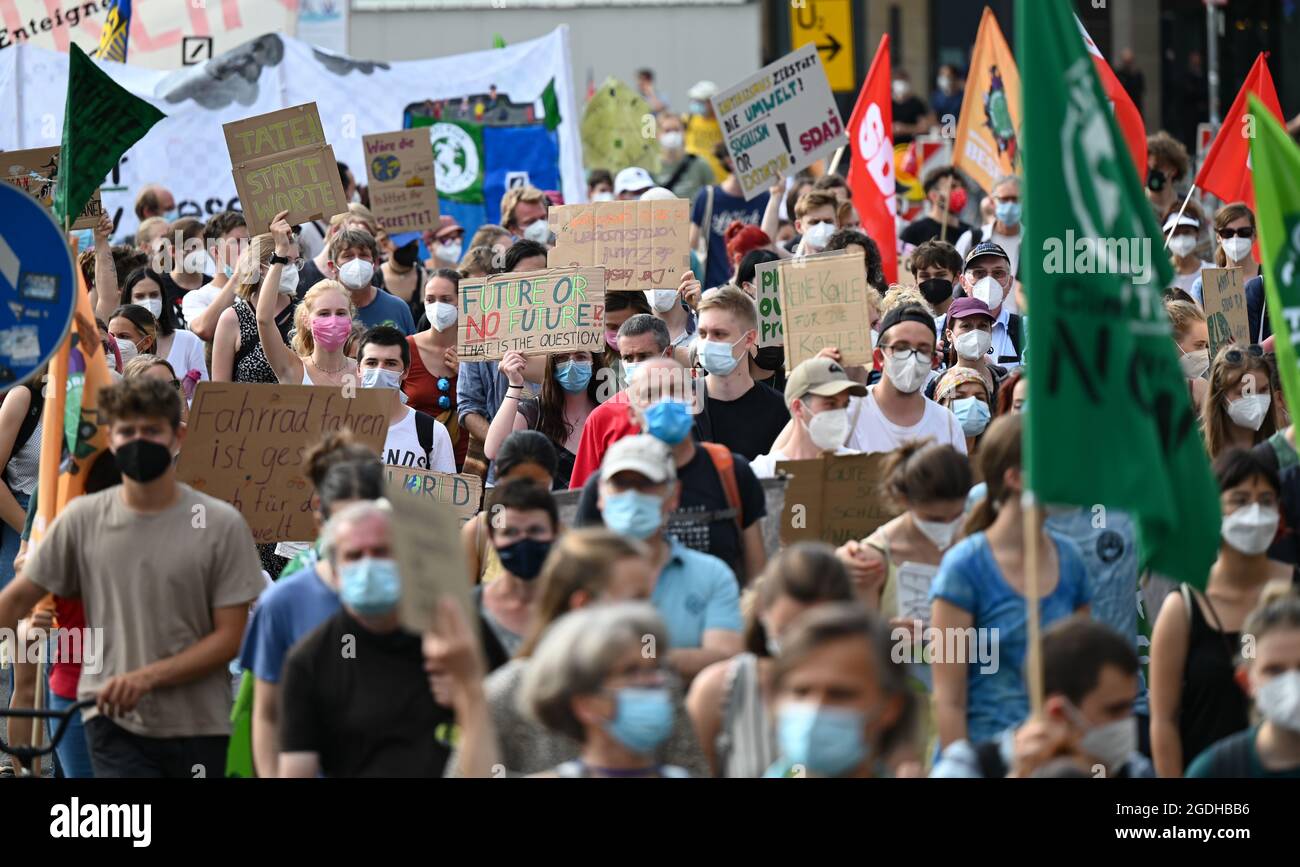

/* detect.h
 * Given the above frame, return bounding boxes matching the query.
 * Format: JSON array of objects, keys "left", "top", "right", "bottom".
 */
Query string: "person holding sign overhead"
[{"left": 210, "top": 231, "right": 301, "bottom": 385}]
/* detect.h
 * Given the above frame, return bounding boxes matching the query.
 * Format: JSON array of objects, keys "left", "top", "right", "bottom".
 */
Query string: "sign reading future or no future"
[{"left": 711, "top": 43, "right": 848, "bottom": 201}]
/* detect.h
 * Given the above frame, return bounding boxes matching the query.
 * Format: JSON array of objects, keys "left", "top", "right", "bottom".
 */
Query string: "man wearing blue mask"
[
  {"left": 358, "top": 326, "right": 455, "bottom": 473},
  {"left": 328, "top": 228, "right": 416, "bottom": 335},
  {"left": 955, "top": 176, "right": 1023, "bottom": 315},
  {"left": 597, "top": 435, "right": 742, "bottom": 679},
  {"left": 279, "top": 500, "right": 456, "bottom": 777}
]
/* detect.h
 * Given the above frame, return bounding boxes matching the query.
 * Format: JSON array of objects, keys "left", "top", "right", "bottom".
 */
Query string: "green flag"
[
  {"left": 412, "top": 115, "right": 485, "bottom": 205},
  {"left": 53, "top": 42, "right": 166, "bottom": 227},
  {"left": 1251, "top": 94, "right": 1300, "bottom": 431},
  {"left": 1019, "top": 0, "right": 1219, "bottom": 590},
  {"left": 492, "top": 34, "right": 507, "bottom": 49},
  {"left": 541, "top": 78, "right": 562, "bottom": 133}
]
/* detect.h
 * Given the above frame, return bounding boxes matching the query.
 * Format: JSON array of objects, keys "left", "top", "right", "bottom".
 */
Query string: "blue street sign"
[{"left": 0, "top": 183, "right": 77, "bottom": 392}]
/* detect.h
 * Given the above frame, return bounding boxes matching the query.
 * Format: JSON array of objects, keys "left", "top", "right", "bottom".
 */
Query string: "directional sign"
[
  {"left": 0, "top": 184, "right": 77, "bottom": 393},
  {"left": 791, "top": 0, "right": 856, "bottom": 93}
]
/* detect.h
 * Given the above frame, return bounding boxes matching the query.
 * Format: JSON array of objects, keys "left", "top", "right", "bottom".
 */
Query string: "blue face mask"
[
  {"left": 622, "top": 361, "right": 642, "bottom": 385},
  {"left": 994, "top": 200, "right": 1021, "bottom": 227},
  {"left": 555, "top": 360, "right": 593, "bottom": 393},
  {"left": 602, "top": 490, "right": 665, "bottom": 540},
  {"left": 603, "top": 687, "right": 675, "bottom": 754},
  {"left": 698, "top": 335, "right": 747, "bottom": 377},
  {"left": 338, "top": 557, "right": 400, "bottom": 616},
  {"left": 951, "top": 396, "right": 991, "bottom": 437},
  {"left": 643, "top": 399, "right": 693, "bottom": 445},
  {"left": 777, "top": 702, "right": 870, "bottom": 776}
]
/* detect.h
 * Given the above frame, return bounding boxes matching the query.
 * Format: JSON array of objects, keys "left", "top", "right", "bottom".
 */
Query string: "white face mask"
[
  {"left": 937, "top": 74, "right": 953, "bottom": 92},
  {"left": 138, "top": 297, "right": 163, "bottom": 319},
  {"left": 953, "top": 328, "right": 992, "bottom": 361},
  {"left": 660, "top": 130, "right": 684, "bottom": 151},
  {"left": 591, "top": 191, "right": 615, "bottom": 203},
  {"left": 883, "top": 352, "right": 931, "bottom": 394},
  {"left": 350, "top": 190, "right": 362, "bottom": 205},
  {"left": 1225, "top": 392, "right": 1271, "bottom": 431},
  {"left": 645, "top": 289, "right": 679, "bottom": 313},
  {"left": 524, "top": 220, "right": 551, "bottom": 244},
  {"left": 338, "top": 258, "right": 375, "bottom": 289},
  {"left": 115, "top": 337, "right": 138, "bottom": 364},
  {"left": 1167, "top": 234, "right": 1198, "bottom": 258},
  {"left": 278, "top": 265, "right": 300, "bottom": 296},
  {"left": 802, "top": 221, "right": 836, "bottom": 251},
  {"left": 435, "top": 240, "right": 463, "bottom": 264},
  {"left": 804, "top": 407, "right": 849, "bottom": 451},
  {"left": 360, "top": 367, "right": 403, "bottom": 392},
  {"left": 892, "top": 79, "right": 909, "bottom": 101},
  {"left": 1221, "top": 236, "right": 1253, "bottom": 263},
  {"left": 1178, "top": 348, "right": 1209, "bottom": 380},
  {"left": 1221, "top": 502, "right": 1280, "bottom": 556},
  {"left": 1255, "top": 670, "right": 1300, "bottom": 733},
  {"left": 430, "top": 301, "right": 458, "bottom": 332},
  {"left": 1075, "top": 711, "right": 1138, "bottom": 772},
  {"left": 971, "top": 275, "right": 1005, "bottom": 311},
  {"left": 183, "top": 249, "right": 209, "bottom": 274},
  {"left": 913, "top": 514, "right": 962, "bottom": 551}
]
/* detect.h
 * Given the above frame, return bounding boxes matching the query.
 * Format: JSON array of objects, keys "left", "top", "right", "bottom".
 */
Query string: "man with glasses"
[
  {"left": 954, "top": 241, "right": 1024, "bottom": 369},
  {"left": 844, "top": 303, "right": 967, "bottom": 454},
  {"left": 955, "top": 175, "right": 1023, "bottom": 314}
]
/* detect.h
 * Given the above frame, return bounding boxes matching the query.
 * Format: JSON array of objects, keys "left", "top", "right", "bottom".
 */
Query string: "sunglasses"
[
  {"left": 1218, "top": 227, "right": 1255, "bottom": 240},
  {"left": 1222, "top": 345, "right": 1265, "bottom": 365}
]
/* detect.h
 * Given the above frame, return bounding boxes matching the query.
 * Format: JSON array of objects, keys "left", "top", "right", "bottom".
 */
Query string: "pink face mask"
[
  {"left": 604, "top": 329, "right": 620, "bottom": 350},
  {"left": 311, "top": 315, "right": 352, "bottom": 352}
]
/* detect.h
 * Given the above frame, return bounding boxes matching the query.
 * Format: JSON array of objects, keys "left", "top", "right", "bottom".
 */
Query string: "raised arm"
[
  {"left": 256, "top": 211, "right": 305, "bottom": 385},
  {"left": 91, "top": 213, "right": 119, "bottom": 325}
]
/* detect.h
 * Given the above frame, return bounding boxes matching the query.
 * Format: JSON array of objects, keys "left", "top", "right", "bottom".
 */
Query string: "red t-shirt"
[
  {"left": 404, "top": 335, "right": 466, "bottom": 467},
  {"left": 49, "top": 597, "right": 85, "bottom": 700},
  {"left": 568, "top": 391, "right": 640, "bottom": 489}
]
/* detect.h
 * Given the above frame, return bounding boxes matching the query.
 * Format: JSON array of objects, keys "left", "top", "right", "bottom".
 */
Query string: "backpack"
[
  {"left": 1001, "top": 313, "right": 1023, "bottom": 365},
  {"left": 414, "top": 410, "right": 436, "bottom": 467},
  {"left": 11, "top": 383, "right": 42, "bottom": 458},
  {"left": 698, "top": 441, "right": 744, "bottom": 533}
]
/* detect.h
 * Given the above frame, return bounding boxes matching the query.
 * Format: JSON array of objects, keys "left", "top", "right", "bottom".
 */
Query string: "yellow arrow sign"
[{"left": 790, "top": 0, "right": 856, "bottom": 93}]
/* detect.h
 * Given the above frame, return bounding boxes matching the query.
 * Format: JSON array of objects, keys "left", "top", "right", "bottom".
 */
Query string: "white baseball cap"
[
  {"left": 640, "top": 187, "right": 677, "bottom": 201},
  {"left": 615, "top": 166, "right": 656, "bottom": 196},
  {"left": 1162, "top": 212, "right": 1200, "bottom": 232},
  {"left": 688, "top": 80, "right": 718, "bottom": 101},
  {"left": 600, "top": 435, "right": 676, "bottom": 485}
]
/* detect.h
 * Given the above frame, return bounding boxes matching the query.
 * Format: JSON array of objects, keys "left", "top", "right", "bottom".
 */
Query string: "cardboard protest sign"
[
  {"left": 547, "top": 199, "right": 690, "bottom": 292},
  {"left": 896, "top": 562, "right": 939, "bottom": 625},
  {"left": 384, "top": 465, "right": 483, "bottom": 526},
  {"left": 711, "top": 43, "right": 847, "bottom": 201},
  {"left": 362, "top": 129, "right": 440, "bottom": 233},
  {"left": 458, "top": 266, "right": 606, "bottom": 361},
  {"left": 177, "top": 383, "right": 389, "bottom": 543},
  {"left": 778, "top": 250, "right": 871, "bottom": 368},
  {"left": 387, "top": 473, "right": 474, "bottom": 635},
  {"left": 755, "top": 259, "right": 785, "bottom": 347},
  {"left": 1201, "top": 267, "right": 1249, "bottom": 360},
  {"left": 776, "top": 452, "right": 899, "bottom": 546},
  {"left": 223, "top": 103, "right": 348, "bottom": 235},
  {"left": 2, "top": 147, "right": 103, "bottom": 230}
]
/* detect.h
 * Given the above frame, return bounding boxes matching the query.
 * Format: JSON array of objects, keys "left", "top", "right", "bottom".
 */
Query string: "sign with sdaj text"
[
  {"left": 546, "top": 199, "right": 691, "bottom": 292},
  {"left": 384, "top": 465, "right": 483, "bottom": 526},
  {"left": 457, "top": 266, "right": 607, "bottom": 361},
  {"left": 2, "top": 147, "right": 102, "bottom": 231},
  {"left": 711, "top": 43, "right": 847, "bottom": 201},
  {"left": 778, "top": 250, "right": 870, "bottom": 368},
  {"left": 363, "top": 129, "right": 440, "bottom": 233},
  {"left": 1201, "top": 267, "right": 1249, "bottom": 361},
  {"left": 177, "top": 383, "right": 389, "bottom": 543},
  {"left": 776, "top": 452, "right": 899, "bottom": 546},
  {"left": 223, "top": 103, "right": 349, "bottom": 236}
]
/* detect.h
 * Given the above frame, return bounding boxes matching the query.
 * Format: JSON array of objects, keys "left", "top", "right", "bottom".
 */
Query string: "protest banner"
[
  {"left": 778, "top": 250, "right": 871, "bottom": 368},
  {"left": 387, "top": 474, "right": 474, "bottom": 635},
  {"left": 755, "top": 259, "right": 784, "bottom": 347},
  {"left": 2, "top": 147, "right": 102, "bottom": 230},
  {"left": 384, "top": 465, "right": 483, "bottom": 526},
  {"left": 711, "top": 43, "right": 847, "bottom": 201},
  {"left": 458, "top": 266, "right": 606, "bottom": 361},
  {"left": 177, "top": 383, "right": 389, "bottom": 543},
  {"left": 953, "top": 7, "right": 1022, "bottom": 194},
  {"left": 1200, "top": 267, "right": 1249, "bottom": 359},
  {"left": 362, "top": 129, "right": 440, "bottom": 233},
  {"left": 776, "top": 452, "right": 899, "bottom": 546},
  {"left": 223, "top": 103, "right": 348, "bottom": 234},
  {"left": 547, "top": 200, "right": 690, "bottom": 292}
]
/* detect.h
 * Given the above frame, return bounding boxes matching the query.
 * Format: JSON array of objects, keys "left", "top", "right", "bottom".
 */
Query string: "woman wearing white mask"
[
  {"left": 748, "top": 357, "right": 865, "bottom": 479},
  {"left": 1187, "top": 587, "right": 1300, "bottom": 778},
  {"left": 935, "top": 296, "right": 1005, "bottom": 401},
  {"left": 1166, "top": 299, "right": 1210, "bottom": 412},
  {"left": 119, "top": 267, "right": 207, "bottom": 396},
  {"left": 1190, "top": 204, "right": 1261, "bottom": 309},
  {"left": 1150, "top": 448, "right": 1292, "bottom": 777},
  {"left": 1201, "top": 343, "right": 1278, "bottom": 460},
  {"left": 934, "top": 367, "right": 994, "bottom": 457},
  {"left": 1163, "top": 208, "right": 1213, "bottom": 295},
  {"left": 406, "top": 269, "right": 466, "bottom": 467},
  {"left": 211, "top": 230, "right": 299, "bottom": 384}
]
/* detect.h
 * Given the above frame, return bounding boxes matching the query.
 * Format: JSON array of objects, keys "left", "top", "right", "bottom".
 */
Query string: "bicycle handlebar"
[{"left": 0, "top": 698, "right": 97, "bottom": 763}]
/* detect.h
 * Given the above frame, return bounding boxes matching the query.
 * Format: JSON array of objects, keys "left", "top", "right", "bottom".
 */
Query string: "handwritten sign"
[
  {"left": 223, "top": 103, "right": 348, "bottom": 235},
  {"left": 711, "top": 43, "right": 847, "bottom": 201},
  {"left": 775, "top": 452, "right": 899, "bottom": 546},
  {"left": 384, "top": 465, "right": 483, "bottom": 526},
  {"left": 1201, "top": 267, "right": 1249, "bottom": 360},
  {"left": 387, "top": 473, "right": 474, "bottom": 635},
  {"left": 896, "top": 562, "right": 939, "bottom": 625},
  {"left": 457, "top": 266, "right": 606, "bottom": 361},
  {"left": 755, "top": 259, "right": 784, "bottom": 347},
  {"left": 363, "top": 129, "right": 440, "bottom": 233},
  {"left": 177, "top": 383, "right": 389, "bottom": 542},
  {"left": 2, "top": 147, "right": 102, "bottom": 230},
  {"left": 778, "top": 250, "right": 870, "bottom": 368},
  {"left": 546, "top": 199, "right": 690, "bottom": 292}
]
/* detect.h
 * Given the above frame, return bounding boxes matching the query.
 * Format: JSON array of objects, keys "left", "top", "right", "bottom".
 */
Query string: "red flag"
[
  {"left": 1195, "top": 52, "right": 1284, "bottom": 210},
  {"left": 847, "top": 34, "right": 897, "bottom": 285},
  {"left": 1076, "top": 15, "right": 1147, "bottom": 182}
]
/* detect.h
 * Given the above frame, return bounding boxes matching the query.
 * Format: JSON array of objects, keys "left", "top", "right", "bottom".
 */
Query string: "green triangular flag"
[
  {"left": 492, "top": 34, "right": 506, "bottom": 49},
  {"left": 541, "top": 78, "right": 561, "bottom": 132},
  {"left": 1019, "top": 0, "right": 1219, "bottom": 589},
  {"left": 53, "top": 42, "right": 166, "bottom": 227}
]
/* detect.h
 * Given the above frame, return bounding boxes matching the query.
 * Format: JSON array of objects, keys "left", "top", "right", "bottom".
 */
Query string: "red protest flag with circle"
[{"left": 846, "top": 33, "right": 897, "bottom": 285}]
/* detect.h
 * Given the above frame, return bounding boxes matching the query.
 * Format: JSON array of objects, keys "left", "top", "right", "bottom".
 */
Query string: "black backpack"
[{"left": 414, "top": 410, "right": 436, "bottom": 466}]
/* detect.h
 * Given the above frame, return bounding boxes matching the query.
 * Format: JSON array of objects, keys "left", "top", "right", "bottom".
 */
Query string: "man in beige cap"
[{"left": 749, "top": 357, "right": 867, "bottom": 478}]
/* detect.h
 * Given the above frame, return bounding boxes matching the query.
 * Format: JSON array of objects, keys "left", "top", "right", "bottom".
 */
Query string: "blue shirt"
[
  {"left": 238, "top": 565, "right": 341, "bottom": 684},
  {"left": 930, "top": 531, "right": 1091, "bottom": 745},
  {"left": 356, "top": 288, "right": 417, "bottom": 335},
  {"left": 651, "top": 538, "right": 741, "bottom": 650},
  {"left": 690, "top": 185, "right": 769, "bottom": 290}
]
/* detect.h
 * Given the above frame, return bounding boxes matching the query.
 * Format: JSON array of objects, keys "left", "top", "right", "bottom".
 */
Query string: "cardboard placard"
[
  {"left": 896, "top": 562, "right": 939, "bottom": 625},
  {"left": 363, "top": 129, "right": 440, "bottom": 233},
  {"left": 775, "top": 452, "right": 899, "bottom": 546},
  {"left": 387, "top": 473, "right": 474, "bottom": 635},
  {"left": 384, "top": 465, "right": 483, "bottom": 526},
  {"left": 2, "top": 147, "right": 102, "bottom": 230},
  {"left": 1201, "top": 267, "right": 1249, "bottom": 359},
  {"left": 457, "top": 266, "right": 606, "bottom": 361},
  {"left": 755, "top": 259, "right": 784, "bottom": 347},
  {"left": 711, "top": 43, "right": 848, "bottom": 201},
  {"left": 778, "top": 250, "right": 871, "bottom": 368},
  {"left": 177, "top": 383, "right": 389, "bottom": 543},
  {"left": 223, "top": 103, "right": 348, "bottom": 235},
  {"left": 546, "top": 199, "right": 691, "bottom": 292}
]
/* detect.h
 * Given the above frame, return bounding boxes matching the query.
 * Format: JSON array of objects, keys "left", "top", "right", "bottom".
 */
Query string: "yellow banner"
[{"left": 952, "top": 6, "right": 1022, "bottom": 193}]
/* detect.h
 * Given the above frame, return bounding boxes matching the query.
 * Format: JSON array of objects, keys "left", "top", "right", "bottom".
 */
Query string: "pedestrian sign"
[{"left": 790, "top": 0, "right": 856, "bottom": 93}]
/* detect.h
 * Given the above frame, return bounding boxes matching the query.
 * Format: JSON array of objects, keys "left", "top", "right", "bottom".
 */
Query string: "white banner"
[{"left": 0, "top": 28, "right": 583, "bottom": 240}]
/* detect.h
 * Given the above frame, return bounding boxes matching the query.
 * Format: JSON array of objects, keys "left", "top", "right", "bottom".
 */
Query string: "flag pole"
[
  {"left": 939, "top": 186, "right": 953, "bottom": 243},
  {"left": 827, "top": 145, "right": 846, "bottom": 176},
  {"left": 1163, "top": 185, "right": 1197, "bottom": 249},
  {"left": 1022, "top": 489, "right": 1044, "bottom": 715}
]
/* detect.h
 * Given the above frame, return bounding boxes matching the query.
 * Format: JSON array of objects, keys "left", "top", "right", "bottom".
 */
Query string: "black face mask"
[
  {"left": 917, "top": 277, "right": 955, "bottom": 307},
  {"left": 495, "top": 537, "right": 553, "bottom": 581},
  {"left": 393, "top": 240, "right": 420, "bottom": 268},
  {"left": 1146, "top": 169, "right": 1166, "bottom": 193},
  {"left": 114, "top": 439, "right": 174, "bottom": 483},
  {"left": 753, "top": 345, "right": 786, "bottom": 372}
]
